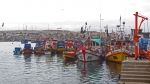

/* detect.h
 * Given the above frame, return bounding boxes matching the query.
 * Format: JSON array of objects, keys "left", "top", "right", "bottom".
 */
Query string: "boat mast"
[
  {"left": 100, "top": 14, "right": 101, "bottom": 40},
  {"left": 117, "top": 15, "right": 125, "bottom": 40},
  {"left": 99, "top": 14, "right": 102, "bottom": 47}
]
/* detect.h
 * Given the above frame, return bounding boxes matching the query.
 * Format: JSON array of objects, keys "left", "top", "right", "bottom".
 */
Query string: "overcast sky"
[{"left": 0, "top": 0, "right": 150, "bottom": 33}]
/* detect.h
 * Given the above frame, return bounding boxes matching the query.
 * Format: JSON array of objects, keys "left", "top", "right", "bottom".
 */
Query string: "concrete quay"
[{"left": 120, "top": 57, "right": 150, "bottom": 84}]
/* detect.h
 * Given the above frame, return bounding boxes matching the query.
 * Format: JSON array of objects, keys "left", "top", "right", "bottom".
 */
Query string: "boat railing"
[
  {"left": 121, "top": 48, "right": 132, "bottom": 55},
  {"left": 106, "top": 48, "right": 132, "bottom": 56}
]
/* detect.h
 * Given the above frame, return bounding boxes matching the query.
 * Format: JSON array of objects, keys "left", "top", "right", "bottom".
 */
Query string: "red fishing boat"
[
  {"left": 50, "top": 40, "right": 57, "bottom": 53},
  {"left": 63, "top": 40, "right": 76, "bottom": 60}
]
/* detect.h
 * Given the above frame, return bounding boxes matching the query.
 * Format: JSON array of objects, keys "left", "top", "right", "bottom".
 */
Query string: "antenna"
[
  {"left": 124, "top": 6, "right": 127, "bottom": 22},
  {"left": 147, "top": 20, "right": 149, "bottom": 32},
  {"left": 48, "top": 24, "right": 49, "bottom": 30}
]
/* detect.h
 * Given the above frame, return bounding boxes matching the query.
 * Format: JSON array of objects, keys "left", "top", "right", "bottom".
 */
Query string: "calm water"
[{"left": 0, "top": 42, "right": 121, "bottom": 84}]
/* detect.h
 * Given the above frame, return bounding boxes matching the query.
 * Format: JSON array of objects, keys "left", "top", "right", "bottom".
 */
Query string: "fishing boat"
[
  {"left": 56, "top": 41, "right": 66, "bottom": 53},
  {"left": 76, "top": 38, "right": 102, "bottom": 62},
  {"left": 76, "top": 22, "right": 103, "bottom": 62},
  {"left": 105, "top": 20, "right": 132, "bottom": 63},
  {"left": 34, "top": 42, "right": 45, "bottom": 54},
  {"left": 22, "top": 43, "right": 33, "bottom": 54},
  {"left": 44, "top": 40, "right": 51, "bottom": 55},
  {"left": 49, "top": 40, "right": 57, "bottom": 53},
  {"left": 106, "top": 40, "right": 132, "bottom": 63},
  {"left": 63, "top": 40, "right": 76, "bottom": 60},
  {"left": 13, "top": 47, "right": 22, "bottom": 55}
]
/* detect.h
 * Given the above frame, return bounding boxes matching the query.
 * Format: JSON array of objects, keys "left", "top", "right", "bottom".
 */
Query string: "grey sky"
[{"left": 0, "top": 0, "right": 150, "bottom": 34}]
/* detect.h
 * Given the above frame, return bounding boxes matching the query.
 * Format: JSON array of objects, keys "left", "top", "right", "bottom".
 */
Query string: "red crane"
[{"left": 133, "top": 12, "right": 148, "bottom": 60}]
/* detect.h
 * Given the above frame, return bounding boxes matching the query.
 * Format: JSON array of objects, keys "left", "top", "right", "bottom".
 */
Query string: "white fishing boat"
[
  {"left": 76, "top": 38, "right": 102, "bottom": 62},
  {"left": 76, "top": 22, "right": 103, "bottom": 62}
]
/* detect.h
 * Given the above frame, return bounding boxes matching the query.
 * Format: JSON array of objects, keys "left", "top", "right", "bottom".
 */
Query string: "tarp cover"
[{"left": 81, "top": 38, "right": 101, "bottom": 44}]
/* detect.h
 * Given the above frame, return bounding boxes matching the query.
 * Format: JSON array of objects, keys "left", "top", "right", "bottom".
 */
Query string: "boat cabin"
[{"left": 110, "top": 39, "right": 130, "bottom": 50}]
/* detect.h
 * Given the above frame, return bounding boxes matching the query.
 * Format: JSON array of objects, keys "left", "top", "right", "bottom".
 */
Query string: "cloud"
[{"left": 0, "top": 0, "right": 150, "bottom": 34}]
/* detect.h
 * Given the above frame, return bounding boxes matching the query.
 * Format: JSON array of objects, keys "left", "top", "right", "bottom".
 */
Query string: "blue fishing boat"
[
  {"left": 13, "top": 47, "right": 22, "bottom": 55},
  {"left": 34, "top": 41, "right": 45, "bottom": 54},
  {"left": 22, "top": 44, "right": 33, "bottom": 54},
  {"left": 56, "top": 41, "right": 66, "bottom": 53}
]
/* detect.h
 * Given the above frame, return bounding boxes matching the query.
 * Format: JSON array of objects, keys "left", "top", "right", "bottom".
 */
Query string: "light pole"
[
  {"left": 23, "top": 24, "right": 24, "bottom": 30},
  {"left": 48, "top": 24, "right": 49, "bottom": 30},
  {"left": 100, "top": 14, "right": 104, "bottom": 39}
]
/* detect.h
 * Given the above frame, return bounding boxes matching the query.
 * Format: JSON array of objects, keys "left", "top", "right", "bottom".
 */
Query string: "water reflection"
[
  {"left": 51, "top": 53, "right": 56, "bottom": 56},
  {"left": 77, "top": 61, "right": 102, "bottom": 76},
  {"left": 56, "top": 53, "right": 64, "bottom": 63},
  {"left": 13, "top": 54, "right": 22, "bottom": 58},
  {"left": 0, "top": 42, "right": 121, "bottom": 84},
  {"left": 106, "top": 61, "right": 121, "bottom": 74},
  {"left": 57, "top": 53, "right": 63, "bottom": 58},
  {"left": 63, "top": 59, "right": 76, "bottom": 66},
  {"left": 106, "top": 61, "right": 121, "bottom": 82},
  {"left": 34, "top": 54, "right": 45, "bottom": 57},
  {"left": 77, "top": 60, "right": 104, "bottom": 83},
  {"left": 23, "top": 54, "right": 32, "bottom": 62}
]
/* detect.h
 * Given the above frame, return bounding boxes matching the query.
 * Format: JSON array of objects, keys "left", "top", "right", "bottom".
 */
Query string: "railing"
[{"left": 106, "top": 48, "right": 132, "bottom": 56}]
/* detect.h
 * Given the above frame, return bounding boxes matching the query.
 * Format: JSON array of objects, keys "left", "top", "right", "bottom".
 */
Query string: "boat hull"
[
  {"left": 34, "top": 51, "right": 45, "bottom": 54},
  {"left": 34, "top": 48, "right": 45, "bottom": 54},
  {"left": 50, "top": 48, "right": 56, "bottom": 53},
  {"left": 106, "top": 49, "right": 132, "bottom": 63},
  {"left": 13, "top": 51, "right": 22, "bottom": 55},
  {"left": 13, "top": 47, "right": 22, "bottom": 55},
  {"left": 76, "top": 50, "right": 101, "bottom": 62},
  {"left": 56, "top": 48, "right": 65, "bottom": 53},
  {"left": 44, "top": 50, "right": 51, "bottom": 55},
  {"left": 63, "top": 51, "right": 76, "bottom": 60},
  {"left": 23, "top": 49, "right": 33, "bottom": 54}
]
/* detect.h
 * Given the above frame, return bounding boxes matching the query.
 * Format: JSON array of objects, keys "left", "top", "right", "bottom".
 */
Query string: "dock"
[{"left": 120, "top": 57, "right": 150, "bottom": 84}]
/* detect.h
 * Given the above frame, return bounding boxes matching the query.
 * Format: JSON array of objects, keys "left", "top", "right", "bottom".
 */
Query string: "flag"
[
  {"left": 85, "top": 22, "right": 87, "bottom": 25},
  {"left": 120, "top": 16, "right": 121, "bottom": 21},
  {"left": 81, "top": 26, "right": 83, "bottom": 33},
  {"left": 2, "top": 22, "right": 4, "bottom": 27}
]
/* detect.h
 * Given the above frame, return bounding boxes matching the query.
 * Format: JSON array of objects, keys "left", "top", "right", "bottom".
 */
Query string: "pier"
[{"left": 120, "top": 57, "right": 150, "bottom": 84}]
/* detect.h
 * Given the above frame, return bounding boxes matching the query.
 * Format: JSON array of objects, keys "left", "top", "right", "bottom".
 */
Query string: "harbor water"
[{"left": 0, "top": 42, "right": 121, "bottom": 84}]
